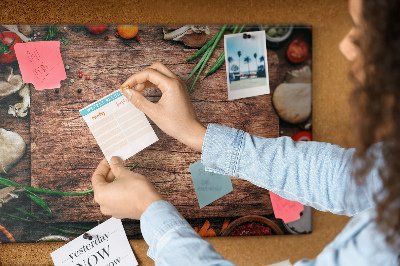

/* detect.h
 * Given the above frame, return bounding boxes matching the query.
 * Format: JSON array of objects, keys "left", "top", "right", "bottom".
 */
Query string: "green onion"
[
  {"left": 0, "top": 213, "right": 83, "bottom": 235},
  {"left": 24, "top": 190, "right": 53, "bottom": 216},
  {"left": 186, "top": 31, "right": 220, "bottom": 62},
  {"left": 8, "top": 204, "right": 40, "bottom": 220},
  {"left": 189, "top": 25, "right": 228, "bottom": 94},
  {"left": 0, "top": 176, "right": 93, "bottom": 196},
  {"left": 24, "top": 187, "right": 93, "bottom": 196},
  {"left": 187, "top": 49, "right": 211, "bottom": 81},
  {"left": 204, "top": 25, "right": 246, "bottom": 78},
  {"left": 129, "top": 162, "right": 139, "bottom": 171}
]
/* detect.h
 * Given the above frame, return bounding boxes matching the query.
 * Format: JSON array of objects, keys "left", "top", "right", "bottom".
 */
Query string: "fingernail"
[
  {"left": 124, "top": 89, "right": 133, "bottom": 100},
  {"left": 110, "top": 156, "right": 123, "bottom": 164}
]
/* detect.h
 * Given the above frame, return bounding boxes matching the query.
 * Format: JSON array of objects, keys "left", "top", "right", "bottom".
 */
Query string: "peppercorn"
[
  {"left": 77, "top": 89, "right": 82, "bottom": 93},
  {"left": 55, "top": 88, "right": 60, "bottom": 93}
]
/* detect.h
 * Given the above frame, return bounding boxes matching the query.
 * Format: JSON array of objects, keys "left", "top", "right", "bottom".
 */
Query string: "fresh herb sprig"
[{"left": 44, "top": 25, "right": 69, "bottom": 45}]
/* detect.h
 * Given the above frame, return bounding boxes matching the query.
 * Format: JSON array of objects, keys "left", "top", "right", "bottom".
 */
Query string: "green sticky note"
[{"left": 189, "top": 161, "right": 233, "bottom": 208}]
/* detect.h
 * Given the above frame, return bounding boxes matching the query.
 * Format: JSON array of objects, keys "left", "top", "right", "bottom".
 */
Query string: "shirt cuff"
[
  {"left": 201, "top": 124, "right": 245, "bottom": 176},
  {"left": 140, "top": 200, "right": 191, "bottom": 260}
]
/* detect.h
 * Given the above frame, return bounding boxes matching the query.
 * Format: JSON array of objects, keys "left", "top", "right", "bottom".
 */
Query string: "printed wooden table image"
[{"left": 0, "top": 25, "right": 312, "bottom": 242}]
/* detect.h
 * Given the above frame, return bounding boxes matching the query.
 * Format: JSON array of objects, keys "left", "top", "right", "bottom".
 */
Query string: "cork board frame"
[{"left": 0, "top": 0, "right": 352, "bottom": 265}]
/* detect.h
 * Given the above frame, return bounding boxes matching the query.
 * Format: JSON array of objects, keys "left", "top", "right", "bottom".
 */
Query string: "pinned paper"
[
  {"left": 80, "top": 90, "right": 158, "bottom": 162},
  {"left": 189, "top": 161, "right": 233, "bottom": 208},
  {"left": 51, "top": 218, "right": 138, "bottom": 266},
  {"left": 269, "top": 191, "right": 304, "bottom": 223},
  {"left": 14, "top": 41, "right": 66, "bottom": 90}
]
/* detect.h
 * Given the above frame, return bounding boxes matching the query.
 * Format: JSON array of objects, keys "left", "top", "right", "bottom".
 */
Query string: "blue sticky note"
[{"left": 189, "top": 161, "right": 233, "bottom": 208}]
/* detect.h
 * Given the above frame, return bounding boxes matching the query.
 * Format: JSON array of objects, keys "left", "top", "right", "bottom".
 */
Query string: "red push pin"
[
  {"left": 78, "top": 73, "right": 83, "bottom": 78},
  {"left": 86, "top": 75, "right": 90, "bottom": 80}
]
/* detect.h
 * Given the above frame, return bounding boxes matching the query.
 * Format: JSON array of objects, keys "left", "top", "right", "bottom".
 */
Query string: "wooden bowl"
[{"left": 221, "top": 215, "right": 283, "bottom": 236}]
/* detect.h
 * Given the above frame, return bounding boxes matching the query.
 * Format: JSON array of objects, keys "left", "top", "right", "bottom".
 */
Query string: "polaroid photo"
[{"left": 224, "top": 30, "right": 270, "bottom": 100}]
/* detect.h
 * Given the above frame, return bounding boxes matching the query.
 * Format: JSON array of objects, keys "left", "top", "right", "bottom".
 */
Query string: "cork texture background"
[{"left": 0, "top": 0, "right": 353, "bottom": 265}]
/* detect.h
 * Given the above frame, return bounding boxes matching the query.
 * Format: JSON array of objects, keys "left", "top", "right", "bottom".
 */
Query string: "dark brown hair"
[{"left": 350, "top": 0, "right": 400, "bottom": 252}]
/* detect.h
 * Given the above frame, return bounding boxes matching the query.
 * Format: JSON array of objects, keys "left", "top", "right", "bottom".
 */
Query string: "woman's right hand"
[{"left": 120, "top": 61, "right": 206, "bottom": 152}]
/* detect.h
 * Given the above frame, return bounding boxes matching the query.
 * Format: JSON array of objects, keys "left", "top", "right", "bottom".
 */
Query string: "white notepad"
[{"left": 80, "top": 90, "right": 158, "bottom": 162}]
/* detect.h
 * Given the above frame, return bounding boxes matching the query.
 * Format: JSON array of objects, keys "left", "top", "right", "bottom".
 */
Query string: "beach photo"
[{"left": 224, "top": 30, "right": 270, "bottom": 100}]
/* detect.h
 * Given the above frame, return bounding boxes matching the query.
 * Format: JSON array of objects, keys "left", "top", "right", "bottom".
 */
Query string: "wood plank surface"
[{"left": 29, "top": 25, "right": 279, "bottom": 222}]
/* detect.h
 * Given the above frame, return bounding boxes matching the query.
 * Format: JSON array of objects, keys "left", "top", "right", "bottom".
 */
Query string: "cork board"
[{"left": 0, "top": 0, "right": 352, "bottom": 265}]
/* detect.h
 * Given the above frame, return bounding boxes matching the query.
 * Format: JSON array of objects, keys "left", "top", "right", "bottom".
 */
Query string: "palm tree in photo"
[
  {"left": 237, "top": 51, "right": 242, "bottom": 77},
  {"left": 244, "top": 56, "right": 251, "bottom": 78},
  {"left": 253, "top": 53, "right": 258, "bottom": 72},
  {"left": 228, "top": 56, "right": 234, "bottom": 73},
  {"left": 260, "top": 55, "right": 265, "bottom": 68}
]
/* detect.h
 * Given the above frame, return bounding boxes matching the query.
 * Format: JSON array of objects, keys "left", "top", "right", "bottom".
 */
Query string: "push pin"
[
  {"left": 121, "top": 85, "right": 130, "bottom": 92},
  {"left": 243, "top": 33, "right": 252, "bottom": 39},
  {"left": 83, "top": 232, "right": 96, "bottom": 240}
]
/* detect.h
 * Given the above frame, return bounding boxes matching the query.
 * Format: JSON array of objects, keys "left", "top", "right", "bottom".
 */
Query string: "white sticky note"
[
  {"left": 80, "top": 90, "right": 158, "bottom": 162},
  {"left": 51, "top": 218, "right": 138, "bottom": 266}
]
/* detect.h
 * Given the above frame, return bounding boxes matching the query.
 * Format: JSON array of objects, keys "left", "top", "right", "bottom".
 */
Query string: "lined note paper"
[{"left": 80, "top": 90, "right": 158, "bottom": 162}]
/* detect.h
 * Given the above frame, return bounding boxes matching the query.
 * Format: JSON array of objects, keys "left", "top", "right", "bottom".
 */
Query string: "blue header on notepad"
[{"left": 80, "top": 91, "right": 123, "bottom": 116}]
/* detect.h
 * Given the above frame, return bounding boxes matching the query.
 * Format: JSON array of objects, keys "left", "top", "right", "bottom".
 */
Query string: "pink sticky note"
[
  {"left": 270, "top": 191, "right": 304, "bottom": 223},
  {"left": 14, "top": 41, "right": 66, "bottom": 90}
]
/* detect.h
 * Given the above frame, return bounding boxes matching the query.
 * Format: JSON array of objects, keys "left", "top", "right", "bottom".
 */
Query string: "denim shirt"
[{"left": 140, "top": 124, "right": 399, "bottom": 265}]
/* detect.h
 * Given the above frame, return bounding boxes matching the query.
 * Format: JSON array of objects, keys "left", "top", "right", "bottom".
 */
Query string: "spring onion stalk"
[{"left": 189, "top": 25, "right": 228, "bottom": 94}]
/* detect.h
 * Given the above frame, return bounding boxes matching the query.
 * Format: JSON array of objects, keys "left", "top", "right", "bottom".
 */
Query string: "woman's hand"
[
  {"left": 120, "top": 61, "right": 206, "bottom": 152},
  {"left": 91, "top": 157, "right": 164, "bottom": 220}
]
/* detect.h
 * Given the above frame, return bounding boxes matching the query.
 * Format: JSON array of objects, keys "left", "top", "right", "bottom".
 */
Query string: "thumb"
[
  {"left": 123, "top": 89, "right": 155, "bottom": 115},
  {"left": 109, "top": 156, "right": 128, "bottom": 178}
]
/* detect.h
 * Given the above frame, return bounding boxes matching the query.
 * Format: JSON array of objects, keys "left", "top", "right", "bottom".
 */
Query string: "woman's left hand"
[{"left": 91, "top": 157, "right": 164, "bottom": 220}]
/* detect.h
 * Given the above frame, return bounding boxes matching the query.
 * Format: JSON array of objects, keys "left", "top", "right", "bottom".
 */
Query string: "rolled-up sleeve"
[
  {"left": 201, "top": 124, "right": 383, "bottom": 216},
  {"left": 140, "top": 200, "right": 236, "bottom": 265}
]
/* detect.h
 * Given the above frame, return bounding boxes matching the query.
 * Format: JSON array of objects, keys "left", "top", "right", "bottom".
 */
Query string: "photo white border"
[{"left": 224, "top": 30, "right": 270, "bottom": 100}]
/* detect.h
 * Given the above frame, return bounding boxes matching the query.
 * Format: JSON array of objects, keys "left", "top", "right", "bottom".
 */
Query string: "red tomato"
[
  {"left": 292, "top": 131, "right": 312, "bottom": 141},
  {"left": 286, "top": 39, "right": 309, "bottom": 63},
  {"left": 85, "top": 25, "right": 108, "bottom": 34},
  {"left": 0, "top": 31, "right": 23, "bottom": 64}
]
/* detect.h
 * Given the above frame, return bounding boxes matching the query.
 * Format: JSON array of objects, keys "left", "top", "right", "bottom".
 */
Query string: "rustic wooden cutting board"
[{"left": 30, "top": 25, "right": 279, "bottom": 222}]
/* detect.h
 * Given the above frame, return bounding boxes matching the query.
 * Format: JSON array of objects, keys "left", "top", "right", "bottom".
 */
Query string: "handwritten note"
[
  {"left": 269, "top": 191, "right": 304, "bottom": 223},
  {"left": 51, "top": 218, "right": 138, "bottom": 266},
  {"left": 14, "top": 41, "right": 67, "bottom": 90},
  {"left": 80, "top": 90, "right": 158, "bottom": 162},
  {"left": 189, "top": 161, "right": 233, "bottom": 208}
]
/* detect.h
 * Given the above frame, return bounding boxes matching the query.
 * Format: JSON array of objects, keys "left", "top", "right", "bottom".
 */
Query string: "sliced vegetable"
[
  {"left": 0, "top": 31, "right": 22, "bottom": 64},
  {"left": 198, "top": 220, "right": 210, "bottom": 237},
  {"left": 292, "top": 131, "right": 312, "bottom": 141}
]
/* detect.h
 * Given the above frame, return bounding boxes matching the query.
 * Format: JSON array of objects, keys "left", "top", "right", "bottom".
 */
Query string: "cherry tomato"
[
  {"left": 286, "top": 39, "right": 309, "bottom": 63},
  {"left": 85, "top": 25, "right": 108, "bottom": 35},
  {"left": 292, "top": 131, "right": 312, "bottom": 141},
  {"left": 0, "top": 31, "right": 23, "bottom": 64}
]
